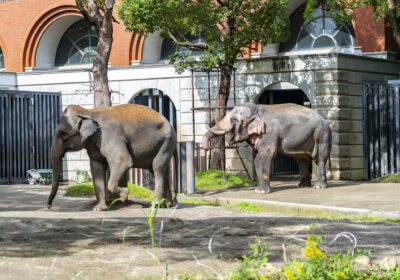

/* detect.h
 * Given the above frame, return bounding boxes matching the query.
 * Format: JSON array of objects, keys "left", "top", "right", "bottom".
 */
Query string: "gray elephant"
[
  {"left": 202, "top": 103, "right": 332, "bottom": 193},
  {"left": 48, "top": 104, "right": 177, "bottom": 211}
]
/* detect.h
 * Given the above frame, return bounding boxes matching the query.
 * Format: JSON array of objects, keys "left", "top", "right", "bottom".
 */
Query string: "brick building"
[{"left": 0, "top": 0, "right": 399, "bottom": 181}]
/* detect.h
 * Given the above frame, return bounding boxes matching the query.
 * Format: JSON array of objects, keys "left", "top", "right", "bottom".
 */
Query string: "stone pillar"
[{"left": 315, "top": 70, "right": 363, "bottom": 180}]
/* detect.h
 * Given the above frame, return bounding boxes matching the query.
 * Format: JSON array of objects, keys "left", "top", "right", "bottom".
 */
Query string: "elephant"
[
  {"left": 48, "top": 104, "right": 178, "bottom": 211},
  {"left": 202, "top": 103, "right": 332, "bottom": 193}
]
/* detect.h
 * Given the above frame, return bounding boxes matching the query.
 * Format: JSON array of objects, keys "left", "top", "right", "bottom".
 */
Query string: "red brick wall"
[
  {"left": 0, "top": 0, "right": 134, "bottom": 72},
  {"left": 0, "top": 1, "right": 397, "bottom": 72}
]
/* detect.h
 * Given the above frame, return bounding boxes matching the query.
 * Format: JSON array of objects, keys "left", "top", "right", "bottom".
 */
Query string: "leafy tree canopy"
[{"left": 117, "top": 0, "right": 290, "bottom": 72}]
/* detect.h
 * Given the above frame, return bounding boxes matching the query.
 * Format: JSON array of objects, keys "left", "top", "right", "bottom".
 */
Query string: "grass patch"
[
  {"left": 195, "top": 169, "right": 256, "bottom": 189},
  {"left": 229, "top": 202, "right": 262, "bottom": 212},
  {"left": 178, "top": 199, "right": 217, "bottom": 206},
  {"left": 64, "top": 184, "right": 94, "bottom": 197},
  {"left": 372, "top": 173, "right": 400, "bottom": 183},
  {"left": 64, "top": 183, "right": 154, "bottom": 200}
]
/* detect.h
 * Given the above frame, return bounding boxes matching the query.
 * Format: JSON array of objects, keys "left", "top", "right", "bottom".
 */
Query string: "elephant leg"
[
  {"left": 254, "top": 151, "right": 274, "bottom": 194},
  {"left": 314, "top": 159, "right": 328, "bottom": 189},
  {"left": 90, "top": 159, "right": 108, "bottom": 211},
  {"left": 152, "top": 141, "right": 174, "bottom": 204},
  {"left": 296, "top": 158, "right": 312, "bottom": 188},
  {"left": 106, "top": 151, "right": 132, "bottom": 201}
]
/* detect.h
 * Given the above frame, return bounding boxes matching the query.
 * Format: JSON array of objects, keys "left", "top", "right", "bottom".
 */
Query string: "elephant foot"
[
  {"left": 255, "top": 186, "right": 271, "bottom": 194},
  {"left": 313, "top": 181, "right": 328, "bottom": 189},
  {"left": 297, "top": 179, "right": 312, "bottom": 188},
  {"left": 119, "top": 188, "right": 129, "bottom": 201},
  {"left": 93, "top": 202, "right": 108, "bottom": 211}
]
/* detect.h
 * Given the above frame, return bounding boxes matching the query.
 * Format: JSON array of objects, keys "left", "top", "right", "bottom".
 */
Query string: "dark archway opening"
[{"left": 256, "top": 89, "right": 311, "bottom": 175}]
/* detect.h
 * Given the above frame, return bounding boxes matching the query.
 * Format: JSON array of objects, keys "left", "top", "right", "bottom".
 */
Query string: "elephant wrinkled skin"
[
  {"left": 48, "top": 104, "right": 177, "bottom": 211},
  {"left": 202, "top": 103, "right": 332, "bottom": 194}
]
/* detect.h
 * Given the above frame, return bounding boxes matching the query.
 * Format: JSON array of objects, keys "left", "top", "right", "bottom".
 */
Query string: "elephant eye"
[{"left": 231, "top": 117, "right": 239, "bottom": 124}]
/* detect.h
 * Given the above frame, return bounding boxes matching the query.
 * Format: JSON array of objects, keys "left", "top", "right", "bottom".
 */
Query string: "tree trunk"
[
  {"left": 92, "top": 25, "right": 113, "bottom": 108},
  {"left": 210, "top": 64, "right": 233, "bottom": 169},
  {"left": 387, "top": 0, "right": 400, "bottom": 49}
]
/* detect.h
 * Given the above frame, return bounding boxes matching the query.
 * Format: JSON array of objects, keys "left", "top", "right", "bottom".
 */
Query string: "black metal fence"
[
  {"left": 363, "top": 80, "right": 400, "bottom": 180},
  {"left": 0, "top": 90, "right": 61, "bottom": 183}
]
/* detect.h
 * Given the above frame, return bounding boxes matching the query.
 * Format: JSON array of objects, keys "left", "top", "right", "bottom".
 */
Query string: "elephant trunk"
[
  {"left": 201, "top": 117, "right": 233, "bottom": 151},
  {"left": 47, "top": 136, "right": 64, "bottom": 209}
]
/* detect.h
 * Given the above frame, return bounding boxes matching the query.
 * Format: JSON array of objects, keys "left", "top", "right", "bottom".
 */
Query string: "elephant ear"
[
  {"left": 78, "top": 114, "right": 99, "bottom": 142},
  {"left": 247, "top": 116, "right": 265, "bottom": 135}
]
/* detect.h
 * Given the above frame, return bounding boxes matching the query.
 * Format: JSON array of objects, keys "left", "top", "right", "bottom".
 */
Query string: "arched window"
[
  {"left": 280, "top": 5, "right": 355, "bottom": 52},
  {"left": 55, "top": 20, "right": 98, "bottom": 66},
  {"left": 160, "top": 33, "right": 206, "bottom": 60},
  {"left": 0, "top": 47, "right": 4, "bottom": 69}
]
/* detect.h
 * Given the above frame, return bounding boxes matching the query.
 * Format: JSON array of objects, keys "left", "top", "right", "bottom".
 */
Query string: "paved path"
[
  {"left": 0, "top": 183, "right": 399, "bottom": 279},
  {"left": 184, "top": 179, "right": 400, "bottom": 219}
]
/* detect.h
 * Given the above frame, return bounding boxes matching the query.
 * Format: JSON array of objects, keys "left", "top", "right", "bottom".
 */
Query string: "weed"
[
  {"left": 229, "top": 202, "right": 261, "bottom": 212},
  {"left": 179, "top": 199, "right": 218, "bottom": 206}
]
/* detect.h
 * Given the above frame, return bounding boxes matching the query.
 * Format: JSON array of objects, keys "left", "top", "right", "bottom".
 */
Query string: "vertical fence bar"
[
  {"left": 158, "top": 90, "right": 164, "bottom": 116},
  {"left": 379, "top": 83, "right": 388, "bottom": 176},
  {"left": 373, "top": 85, "right": 380, "bottom": 177},
  {"left": 179, "top": 142, "right": 187, "bottom": 193},
  {"left": 186, "top": 141, "right": 195, "bottom": 194},
  {"left": 148, "top": 89, "right": 153, "bottom": 109},
  {"left": 388, "top": 86, "right": 395, "bottom": 173},
  {"left": 394, "top": 84, "right": 400, "bottom": 173}
]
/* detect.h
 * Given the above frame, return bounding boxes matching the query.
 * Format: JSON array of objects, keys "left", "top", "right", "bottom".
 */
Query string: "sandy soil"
[{"left": 0, "top": 184, "right": 399, "bottom": 280}]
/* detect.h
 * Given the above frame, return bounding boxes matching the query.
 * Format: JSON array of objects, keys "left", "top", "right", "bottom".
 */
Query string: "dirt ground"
[{"left": 0, "top": 184, "right": 400, "bottom": 280}]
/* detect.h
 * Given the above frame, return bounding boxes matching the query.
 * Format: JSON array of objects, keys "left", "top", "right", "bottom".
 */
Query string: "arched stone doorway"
[{"left": 255, "top": 83, "right": 310, "bottom": 175}]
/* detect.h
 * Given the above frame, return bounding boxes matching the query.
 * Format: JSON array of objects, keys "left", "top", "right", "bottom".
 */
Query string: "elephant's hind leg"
[
  {"left": 295, "top": 158, "right": 312, "bottom": 188},
  {"left": 152, "top": 138, "right": 174, "bottom": 204}
]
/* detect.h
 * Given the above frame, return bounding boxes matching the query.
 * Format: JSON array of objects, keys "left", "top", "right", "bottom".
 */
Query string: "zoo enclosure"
[
  {"left": 0, "top": 90, "right": 61, "bottom": 183},
  {"left": 363, "top": 80, "right": 400, "bottom": 179}
]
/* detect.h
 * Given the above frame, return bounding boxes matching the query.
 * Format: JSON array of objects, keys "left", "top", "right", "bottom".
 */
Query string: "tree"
[
  {"left": 75, "top": 0, "right": 118, "bottom": 108},
  {"left": 117, "top": 0, "right": 289, "bottom": 168},
  {"left": 305, "top": 0, "right": 400, "bottom": 49}
]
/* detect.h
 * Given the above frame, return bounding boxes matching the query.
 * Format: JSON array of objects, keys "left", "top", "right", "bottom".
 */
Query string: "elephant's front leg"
[
  {"left": 106, "top": 152, "right": 132, "bottom": 201},
  {"left": 90, "top": 159, "right": 108, "bottom": 211},
  {"left": 254, "top": 151, "right": 274, "bottom": 194}
]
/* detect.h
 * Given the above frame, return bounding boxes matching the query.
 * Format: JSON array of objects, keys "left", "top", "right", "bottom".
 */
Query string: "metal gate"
[
  {"left": 0, "top": 90, "right": 61, "bottom": 183},
  {"left": 363, "top": 80, "right": 400, "bottom": 180},
  {"left": 129, "top": 89, "right": 179, "bottom": 190}
]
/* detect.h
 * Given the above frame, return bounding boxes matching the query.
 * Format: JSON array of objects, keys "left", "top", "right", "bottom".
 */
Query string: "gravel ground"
[{"left": 0, "top": 184, "right": 399, "bottom": 279}]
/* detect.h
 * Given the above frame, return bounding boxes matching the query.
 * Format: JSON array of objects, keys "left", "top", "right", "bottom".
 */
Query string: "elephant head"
[
  {"left": 202, "top": 104, "right": 265, "bottom": 150},
  {"left": 47, "top": 106, "right": 99, "bottom": 208}
]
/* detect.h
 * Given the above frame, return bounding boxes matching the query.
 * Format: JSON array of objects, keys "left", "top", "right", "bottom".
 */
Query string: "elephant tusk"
[{"left": 207, "top": 126, "right": 226, "bottom": 135}]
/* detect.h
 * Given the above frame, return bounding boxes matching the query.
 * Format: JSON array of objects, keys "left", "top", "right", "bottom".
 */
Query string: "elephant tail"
[{"left": 173, "top": 147, "right": 179, "bottom": 204}]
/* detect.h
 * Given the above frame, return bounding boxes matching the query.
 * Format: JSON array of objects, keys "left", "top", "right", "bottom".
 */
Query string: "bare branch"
[
  {"left": 101, "top": 0, "right": 119, "bottom": 24},
  {"left": 215, "top": 0, "right": 225, "bottom": 7},
  {"left": 166, "top": 30, "right": 209, "bottom": 52},
  {"left": 79, "top": 0, "right": 102, "bottom": 27},
  {"left": 102, "top": 0, "right": 116, "bottom": 30}
]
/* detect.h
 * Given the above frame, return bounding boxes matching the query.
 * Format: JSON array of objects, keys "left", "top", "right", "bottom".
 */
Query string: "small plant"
[
  {"left": 230, "top": 202, "right": 261, "bottom": 212},
  {"left": 75, "top": 170, "right": 90, "bottom": 183}
]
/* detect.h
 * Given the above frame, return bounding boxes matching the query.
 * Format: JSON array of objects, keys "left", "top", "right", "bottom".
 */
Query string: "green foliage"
[
  {"left": 75, "top": 170, "right": 90, "bottom": 184},
  {"left": 195, "top": 169, "right": 256, "bottom": 189},
  {"left": 372, "top": 173, "right": 400, "bottom": 183},
  {"left": 226, "top": 236, "right": 269, "bottom": 280},
  {"left": 117, "top": 0, "right": 290, "bottom": 69},
  {"left": 305, "top": 0, "right": 400, "bottom": 25},
  {"left": 64, "top": 183, "right": 154, "bottom": 200}
]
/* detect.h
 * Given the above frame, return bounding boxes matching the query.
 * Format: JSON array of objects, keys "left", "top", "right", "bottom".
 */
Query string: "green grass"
[
  {"left": 372, "top": 173, "right": 400, "bottom": 183},
  {"left": 228, "top": 202, "right": 261, "bottom": 212},
  {"left": 179, "top": 199, "right": 217, "bottom": 206},
  {"left": 64, "top": 183, "right": 154, "bottom": 200},
  {"left": 195, "top": 169, "right": 256, "bottom": 189}
]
